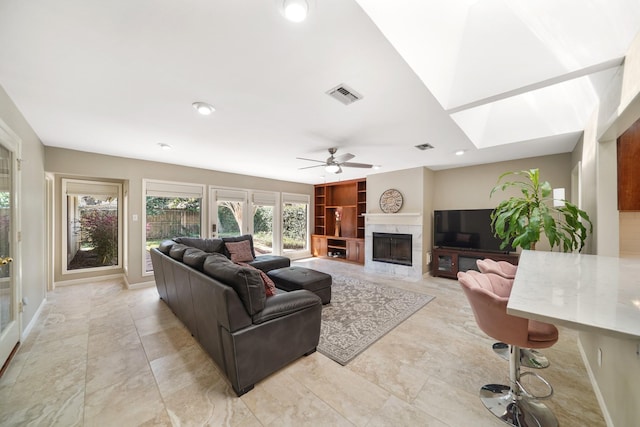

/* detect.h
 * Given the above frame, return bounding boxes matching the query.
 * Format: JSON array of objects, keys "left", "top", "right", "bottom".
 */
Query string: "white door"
[{"left": 0, "top": 125, "right": 20, "bottom": 368}]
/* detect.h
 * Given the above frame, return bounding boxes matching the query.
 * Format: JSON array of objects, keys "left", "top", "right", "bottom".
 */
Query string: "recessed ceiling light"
[
  {"left": 158, "top": 143, "right": 172, "bottom": 151},
  {"left": 455, "top": 149, "right": 466, "bottom": 156},
  {"left": 283, "top": 0, "right": 308, "bottom": 22},
  {"left": 372, "top": 165, "right": 381, "bottom": 170},
  {"left": 192, "top": 101, "right": 215, "bottom": 115}
]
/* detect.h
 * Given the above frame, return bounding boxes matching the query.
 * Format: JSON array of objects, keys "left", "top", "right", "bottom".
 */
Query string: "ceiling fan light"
[
  {"left": 192, "top": 101, "right": 215, "bottom": 115},
  {"left": 325, "top": 164, "right": 340, "bottom": 173},
  {"left": 283, "top": 0, "right": 308, "bottom": 22}
]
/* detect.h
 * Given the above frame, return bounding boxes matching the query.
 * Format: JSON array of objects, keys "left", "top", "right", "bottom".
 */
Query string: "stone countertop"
[{"left": 508, "top": 250, "right": 640, "bottom": 340}]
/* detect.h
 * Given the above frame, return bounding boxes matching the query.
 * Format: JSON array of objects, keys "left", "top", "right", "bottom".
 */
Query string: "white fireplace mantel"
[{"left": 362, "top": 213, "right": 423, "bottom": 226}]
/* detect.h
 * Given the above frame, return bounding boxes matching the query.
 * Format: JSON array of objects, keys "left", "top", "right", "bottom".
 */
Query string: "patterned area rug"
[{"left": 318, "top": 275, "right": 435, "bottom": 365}]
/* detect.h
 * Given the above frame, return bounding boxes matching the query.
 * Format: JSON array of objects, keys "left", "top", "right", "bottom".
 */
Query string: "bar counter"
[{"left": 507, "top": 250, "right": 640, "bottom": 340}]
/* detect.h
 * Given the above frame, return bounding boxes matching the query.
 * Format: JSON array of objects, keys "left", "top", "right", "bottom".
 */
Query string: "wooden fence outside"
[{"left": 146, "top": 210, "right": 200, "bottom": 239}]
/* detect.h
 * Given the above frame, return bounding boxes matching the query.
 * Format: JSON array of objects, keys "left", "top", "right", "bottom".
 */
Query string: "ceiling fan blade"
[
  {"left": 298, "top": 164, "right": 325, "bottom": 170},
  {"left": 341, "top": 162, "right": 373, "bottom": 168},
  {"left": 336, "top": 165, "right": 343, "bottom": 174},
  {"left": 334, "top": 153, "right": 355, "bottom": 163},
  {"left": 296, "top": 157, "right": 325, "bottom": 163}
]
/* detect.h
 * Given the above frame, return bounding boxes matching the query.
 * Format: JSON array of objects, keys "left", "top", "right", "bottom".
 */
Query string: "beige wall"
[
  {"left": 45, "top": 147, "right": 312, "bottom": 286},
  {"left": 366, "top": 166, "right": 432, "bottom": 273},
  {"left": 432, "top": 154, "right": 572, "bottom": 210},
  {"left": 432, "top": 154, "right": 572, "bottom": 252},
  {"left": 619, "top": 212, "right": 640, "bottom": 257},
  {"left": 0, "top": 85, "right": 47, "bottom": 337},
  {"left": 366, "top": 167, "right": 426, "bottom": 214},
  {"left": 365, "top": 155, "right": 572, "bottom": 270},
  {"left": 422, "top": 168, "right": 435, "bottom": 269},
  {"left": 573, "top": 29, "right": 640, "bottom": 427}
]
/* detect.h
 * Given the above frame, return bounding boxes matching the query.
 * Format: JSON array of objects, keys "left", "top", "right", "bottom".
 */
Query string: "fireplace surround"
[{"left": 364, "top": 213, "right": 424, "bottom": 279}]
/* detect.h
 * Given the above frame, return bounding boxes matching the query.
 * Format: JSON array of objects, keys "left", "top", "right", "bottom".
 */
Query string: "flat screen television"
[{"left": 433, "top": 209, "right": 514, "bottom": 253}]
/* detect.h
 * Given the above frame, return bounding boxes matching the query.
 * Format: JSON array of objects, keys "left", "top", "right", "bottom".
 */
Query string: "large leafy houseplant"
[{"left": 490, "top": 169, "right": 592, "bottom": 252}]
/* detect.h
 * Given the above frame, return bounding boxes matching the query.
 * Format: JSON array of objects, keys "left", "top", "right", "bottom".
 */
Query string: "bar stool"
[
  {"left": 476, "top": 258, "right": 517, "bottom": 279},
  {"left": 458, "top": 270, "right": 558, "bottom": 427},
  {"left": 476, "top": 260, "right": 550, "bottom": 369}
]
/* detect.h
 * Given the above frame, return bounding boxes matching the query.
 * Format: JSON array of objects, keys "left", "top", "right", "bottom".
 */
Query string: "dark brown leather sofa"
[{"left": 150, "top": 238, "right": 322, "bottom": 396}]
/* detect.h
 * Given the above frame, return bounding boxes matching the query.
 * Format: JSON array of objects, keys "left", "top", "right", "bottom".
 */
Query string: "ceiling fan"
[{"left": 297, "top": 148, "right": 374, "bottom": 174}]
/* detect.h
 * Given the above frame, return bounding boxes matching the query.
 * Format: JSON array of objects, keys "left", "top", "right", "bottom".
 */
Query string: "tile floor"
[{"left": 0, "top": 258, "right": 605, "bottom": 426}]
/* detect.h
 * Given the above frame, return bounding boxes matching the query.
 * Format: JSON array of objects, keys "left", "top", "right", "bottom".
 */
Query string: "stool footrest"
[{"left": 517, "top": 371, "right": 554, "bottom": 400}]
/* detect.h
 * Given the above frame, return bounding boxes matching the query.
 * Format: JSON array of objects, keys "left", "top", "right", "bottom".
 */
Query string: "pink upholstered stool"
[
  {"left": 458, "top": 270, "right": 559, "bottom": 427},
  {"left": 476, "top": 258, "right": 518, "bottom": 279},
  {"left": 475, "top": 260, "right": 550, "bottom": 369}
]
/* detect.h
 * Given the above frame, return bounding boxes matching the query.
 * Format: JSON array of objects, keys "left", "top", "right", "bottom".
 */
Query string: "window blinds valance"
[
  {"left": 282, "top": 193, "right": 309, "bottom": 204},
  {"left": 146, "top": 181, "right": 204, "bottom": 198},
  {"left": 65, "top": 180, "right": 120, "bottom": 197},
  {"left": 252, "top": 191, "right": 277, "bottom": 206},
  {"left": 214, "top": 189, "right": 247, "bottom": 202}
]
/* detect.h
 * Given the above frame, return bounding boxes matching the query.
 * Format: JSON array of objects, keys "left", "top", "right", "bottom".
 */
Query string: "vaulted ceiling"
[{"left": 1, "top": 0, "right": 639, "bottom": 184}]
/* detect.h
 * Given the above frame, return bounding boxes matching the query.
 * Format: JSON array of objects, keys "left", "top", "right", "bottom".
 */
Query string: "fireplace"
[{"left": 372, "top": 232, "right": 412, "bottom": 266}]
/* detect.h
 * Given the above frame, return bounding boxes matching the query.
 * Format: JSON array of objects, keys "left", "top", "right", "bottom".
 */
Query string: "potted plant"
[{"left": 490, "top": 168, "right": 592, "bottom": 252}]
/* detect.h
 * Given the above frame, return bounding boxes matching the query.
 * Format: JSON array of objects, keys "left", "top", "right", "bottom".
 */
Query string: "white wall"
[{"left": 0, "top": 85, "right": 47, "bottom": 337}]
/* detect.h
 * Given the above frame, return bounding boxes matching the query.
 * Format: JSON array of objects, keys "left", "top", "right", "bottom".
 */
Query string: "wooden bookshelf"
[{"left": 312, "top": 178, "right": 366, "bottom": 264}]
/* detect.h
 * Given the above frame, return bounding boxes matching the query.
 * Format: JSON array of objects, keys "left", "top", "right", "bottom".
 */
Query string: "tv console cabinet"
[{"left": 431, "top": 247, "right": 519, "bottom": 279}]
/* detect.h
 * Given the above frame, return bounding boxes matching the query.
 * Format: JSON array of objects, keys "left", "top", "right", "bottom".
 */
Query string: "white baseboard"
[
  {"left": 54, "top": 273, "right": 125, "bottom": 288},
  {"left": 127, "top": 280, "right": 155, "bottom": 290},
  {"left": 21, "top": 297, "right": 46, "bottom": 342},
  {"left": 577, "top": 337, "right": 615, "bottom": 427}
]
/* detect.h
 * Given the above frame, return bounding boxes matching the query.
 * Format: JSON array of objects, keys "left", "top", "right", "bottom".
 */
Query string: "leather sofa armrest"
[{"left": 252, "top": 290, "right": 321, "bottom": 325}]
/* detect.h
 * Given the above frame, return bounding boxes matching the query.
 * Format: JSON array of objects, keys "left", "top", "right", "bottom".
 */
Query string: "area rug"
[{"left": 317, "top": 275, "right": 435, "bottom": 365}]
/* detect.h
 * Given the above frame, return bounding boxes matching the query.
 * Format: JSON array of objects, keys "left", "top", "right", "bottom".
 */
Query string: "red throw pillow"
[
  {"left": 236, "top": 262, "right": 277, "bottom": 297},
  {"left": 225, "top": 240, "right": 254, "bottom": 263}
]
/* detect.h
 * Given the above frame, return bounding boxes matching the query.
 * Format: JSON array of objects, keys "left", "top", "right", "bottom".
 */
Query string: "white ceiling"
[{"left": 0, "top": 0, "right": 638, "bottom": 184}]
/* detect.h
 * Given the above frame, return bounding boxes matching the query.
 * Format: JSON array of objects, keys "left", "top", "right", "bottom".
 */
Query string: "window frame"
[
  {"left": 281, "top": 192, "right": 311, "bottom": 259},
  {"left": 250, "top": 191, "right": 281, "bottom": 255},
  {"left": 142, "top": 179, "right": 206, "bottom": 276},
  {"left": 61, "top": 178, "right": 123, "bottom": 275}
]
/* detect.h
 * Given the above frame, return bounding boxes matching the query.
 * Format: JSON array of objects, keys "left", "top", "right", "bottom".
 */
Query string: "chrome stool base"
[
  {"left": 493, "top": 342, "right": 550, "bottom": 369},
  {"left": 480, "top": 384, "right": 558, "bottom": 427}
]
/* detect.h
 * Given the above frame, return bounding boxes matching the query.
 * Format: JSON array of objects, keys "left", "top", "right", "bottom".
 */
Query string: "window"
[
  {"left": 144, "top": 180, "right": 204, "bottom": 273},
  {"left": 282, "top": 193, "right": 309, "bottom": 255},
  {"left": 252, "top": 192, "right": 278, "bottom": 255},
  {"left": 213, "top": 189, "right": 248, "bottom": 238},
  {"left": 63, "top": 179, "right": 122, "bottom": 273}
]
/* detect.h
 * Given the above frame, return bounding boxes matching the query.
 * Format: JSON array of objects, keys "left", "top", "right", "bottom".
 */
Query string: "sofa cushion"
[
  {"left": 203, "top": 253, "right": 266, "bottom": 315},
  {"left": 169, "top": 243, "right": 190, "bottom": 261},
  {"left": 173, "top": 237, "right": 225, "bottom": 254},
  {"left": 158, "top": 239, "right": 176, "bottom": 255},
  {"left": 222, "top": 235, "right": 256, "bottom": 259},
  {"left": 226, "top": 240, "right": 255, "bottom": 263},
  {"left": 182, "top": 248, "right": 210, "bottom": 271},
  {"left": 248, "top": 255, "right": 290, "bottom": 273},
  {"left": 236, "top": 262, "right": 277, "bottom": 297}
]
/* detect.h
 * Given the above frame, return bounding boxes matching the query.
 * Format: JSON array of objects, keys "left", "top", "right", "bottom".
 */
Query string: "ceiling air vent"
[
  {"left": 326, "top": 84, "right": 362, "bottom": 105},
  {"left": 415, "top": 143, "right": 435, "bottom": 150}
]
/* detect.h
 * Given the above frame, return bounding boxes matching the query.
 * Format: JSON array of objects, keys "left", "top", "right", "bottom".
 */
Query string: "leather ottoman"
[{"left": 268, "top": 267, "right": 332, "bottom": 304}]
